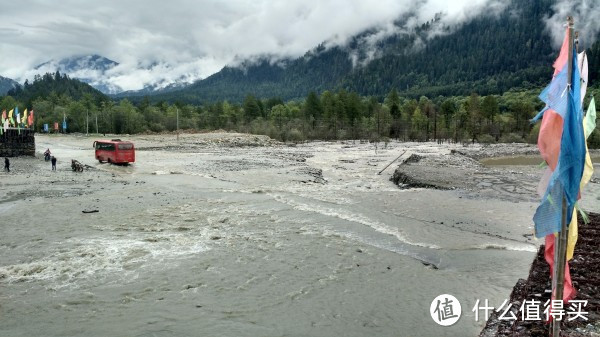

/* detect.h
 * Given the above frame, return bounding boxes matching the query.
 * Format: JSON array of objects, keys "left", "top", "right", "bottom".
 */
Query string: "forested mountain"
[
  {"left": 144, "top": 0, "right": 597, "bottom": 104},
  {"left": 341, "top": 0, "right": 556, "bottom": 97},
  {"left": 0, "top": 76, "right": 19, "bottom": 95},
  {"left": 7, "top": 71, "right": 108, "bottom": 107},
  {"left": 146, "top": 47, "right": 353, "bottom": 104}
]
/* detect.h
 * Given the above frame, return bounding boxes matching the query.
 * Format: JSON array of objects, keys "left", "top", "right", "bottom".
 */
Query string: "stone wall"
[{"left": 0, "top": 128, "right": 35, "bottom": 157}]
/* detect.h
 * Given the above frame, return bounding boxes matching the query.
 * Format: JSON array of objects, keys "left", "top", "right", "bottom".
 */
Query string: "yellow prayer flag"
[{"left": 566, "top": 98, "right": 596, "bottom": 260}]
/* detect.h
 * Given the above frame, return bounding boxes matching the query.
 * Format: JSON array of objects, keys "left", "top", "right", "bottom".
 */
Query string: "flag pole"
[{"left": 551, "top": 15, "right": 574, "bottom": 337}]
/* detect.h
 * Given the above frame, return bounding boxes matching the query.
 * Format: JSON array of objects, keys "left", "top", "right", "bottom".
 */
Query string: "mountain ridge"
[
  {"left": 0, "top": 75, "right": 19, "bottom": 95},
  {"left": 7, "top": 71, "right": 108, "bottom": 107},
  {"left": 33, "top": 54, "right": 121, "bottom": 94},
  {"left": 9, "top": 0, "right": 600, "bottom": 103},
  {"left": 134, "top": 0, "right": 582, "bottom": 104}
]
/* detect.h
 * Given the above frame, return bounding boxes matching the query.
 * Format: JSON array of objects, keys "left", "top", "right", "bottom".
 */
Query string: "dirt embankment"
[
  {"left": 134, "top": 132, "right": 279, "bottom": 151},
  {"left": 480, "top": 213, "right": 600, "bottom": 337},
  {"left": 389, "top": 144, "right": 545, "bottom": 202},
  {"left": 390, "top": 151, "right": 481, "bottom": 190}
]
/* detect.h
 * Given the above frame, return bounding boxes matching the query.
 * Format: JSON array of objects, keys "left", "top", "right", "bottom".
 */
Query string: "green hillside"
[
  {"left": 7, "top": 71, "right": 108, "bottom": 107},
  {"left": 0, "top": 75, "right": 18, "bottom": 95},
  {"left": 144, "top": 0, "right": 598, "bottom": 104}
]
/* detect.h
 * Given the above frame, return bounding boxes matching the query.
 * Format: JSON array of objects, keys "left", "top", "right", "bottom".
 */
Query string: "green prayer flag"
[{"left": 584, "top": 96, "right": 597, "bottom": 139}]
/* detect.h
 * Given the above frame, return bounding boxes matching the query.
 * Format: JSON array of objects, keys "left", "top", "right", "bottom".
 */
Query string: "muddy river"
[{"left": 2, "top": 134, "right": 596, "bottom": 337}]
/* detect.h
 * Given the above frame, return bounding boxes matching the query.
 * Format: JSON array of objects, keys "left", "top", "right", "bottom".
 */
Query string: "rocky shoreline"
[{"left": 479, "top": 212, "right": 600, "bottom": 337}]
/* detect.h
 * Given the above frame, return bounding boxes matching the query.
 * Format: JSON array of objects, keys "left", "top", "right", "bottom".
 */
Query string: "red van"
[{"left": 93, "top": 139, "right": 135, "bottom": 164}]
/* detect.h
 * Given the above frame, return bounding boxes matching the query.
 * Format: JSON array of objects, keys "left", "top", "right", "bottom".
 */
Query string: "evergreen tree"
[
  {"left": 243, "top": 94, "right": 261, "bottom": 122},
  {"left": 304, "top": 91, "right": 323, "bottom": 124},
  {"left": 466, "top": 93, "right": 482, "bottom": 142},
  {"left": 386, "top": 88, "right": 401, "bottom": 118},
  {"left": 481, "top": 95, "right": 499, "bottom": 124},
  {"left": 440, "top": 98, "right": 457, "bottom": 135},
  {"left": 411, "top": 106, "right": 427, "bottom": 141}
]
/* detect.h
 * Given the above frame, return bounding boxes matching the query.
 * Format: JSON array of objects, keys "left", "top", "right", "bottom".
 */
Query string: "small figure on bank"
[
  {"left": 4, "top": 157, "right": 9, "bottom": 172},
  {"left": 51, "top": 156, "right": 57, "bottom": 171}
]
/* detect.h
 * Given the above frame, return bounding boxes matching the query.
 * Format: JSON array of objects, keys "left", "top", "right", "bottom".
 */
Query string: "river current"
[{"left": 0, "top": 135, "right": 543, "bottom": 336}]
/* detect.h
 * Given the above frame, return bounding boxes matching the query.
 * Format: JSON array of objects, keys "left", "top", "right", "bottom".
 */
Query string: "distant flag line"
[{"left": 0, "top": 106, "right": 35, "bottom": 134}]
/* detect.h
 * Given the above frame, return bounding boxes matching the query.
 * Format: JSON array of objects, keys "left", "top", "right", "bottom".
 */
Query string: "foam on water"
[
  {"left": 458, "top": 243, "right": 538, "bottom": 252},
  {"left": 0, "top": 234, "right": 209, "bottom": 287}
]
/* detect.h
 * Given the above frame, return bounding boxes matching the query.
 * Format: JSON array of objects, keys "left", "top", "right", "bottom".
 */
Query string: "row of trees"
[{"left": 2, "top": 86, "right": 599, "bottom": 148}]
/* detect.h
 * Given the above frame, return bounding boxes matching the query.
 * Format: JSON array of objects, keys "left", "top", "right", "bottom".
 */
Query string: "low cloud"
[
  {"left": 544, "top": 0, "right": 600, "bottom": 50},
  {"left": 0, "top": 0, "right": 510, "bottom": 92}
]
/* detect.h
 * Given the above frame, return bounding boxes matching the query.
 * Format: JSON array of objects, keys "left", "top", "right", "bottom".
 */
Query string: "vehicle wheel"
[{"left": 107, "top": 158, "right": 112, "bottom": 164}]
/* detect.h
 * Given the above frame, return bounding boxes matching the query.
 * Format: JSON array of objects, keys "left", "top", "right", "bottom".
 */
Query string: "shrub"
[
  {"left": 478, "top": 134, "right": 496, "bottom": 144},
  {"left": 588, "top": 128, "right": 600, "bottom": 149},
  {"left": 148, "top": 122, "right": 165, "bottom": 133},
  {"left": 527, "top": 123, "right": 540, "bottom": 144},
  {"left": 286, "top": 128, "right": 304, "bottom": 143},
  {"left": 499, "top": 132, "right": 525, "bottom": 143}
]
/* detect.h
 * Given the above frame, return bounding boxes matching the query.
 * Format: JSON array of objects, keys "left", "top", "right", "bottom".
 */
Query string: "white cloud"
[
  {"left": 544, "top": 0, "right": 600, "bottom": 49},
  {"left": 0, "top": 0, "right": 511, "bottom": 92}
]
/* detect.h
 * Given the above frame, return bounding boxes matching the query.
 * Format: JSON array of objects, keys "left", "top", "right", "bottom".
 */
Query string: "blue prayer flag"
[{"left": 533, "top": 47, "right": 586, "bottom": 238}]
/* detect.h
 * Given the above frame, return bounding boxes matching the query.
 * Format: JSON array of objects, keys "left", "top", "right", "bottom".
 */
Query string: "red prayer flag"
[{"left": 537, "top": 28, "right": 577, "bottom": 303}]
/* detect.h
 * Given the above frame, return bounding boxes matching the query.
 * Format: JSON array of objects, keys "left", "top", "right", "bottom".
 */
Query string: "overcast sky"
[{"left": 0, "top": 0, "right": 596, "bottom": 91}]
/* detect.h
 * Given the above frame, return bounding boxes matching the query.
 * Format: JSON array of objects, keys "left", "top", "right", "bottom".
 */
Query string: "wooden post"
[
  {"left": 551, "top": 15, "right": 574, "bottom": 337},
  {"left": 378, "top": 150, "right": 406, "bottom": 175}
]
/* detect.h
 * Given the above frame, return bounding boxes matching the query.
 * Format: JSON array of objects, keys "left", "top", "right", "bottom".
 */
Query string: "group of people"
[
  {"left": 4, "top": 149, "right": 57, "bottom": 172},
  {"left": 44, "top": 149, "right": 57, "bottom": 170}
]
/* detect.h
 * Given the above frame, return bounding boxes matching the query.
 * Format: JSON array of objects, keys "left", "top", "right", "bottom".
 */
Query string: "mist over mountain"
[
  {"left": 136, "top": 0, "right": 558, "bottom": 104},
  {"left": 0, "top": 76, "right": 19, "bottom": 95},
  {"left": 32, "top": 55, "right": 122, "bottom": 94},
  {"left": 6, "top": 0, "right": 600, "bottom": 103},
  {"left": 35, "top": 55, "right": 118, "bottom": 73}
]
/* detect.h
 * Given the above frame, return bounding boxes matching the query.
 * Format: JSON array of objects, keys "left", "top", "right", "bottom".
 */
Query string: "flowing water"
[
  {"left": 481, "top": 155, "right": 600, "bottom": 166},
  {"left": 0, "top": 136, "right": 551, "bottom": 337}
]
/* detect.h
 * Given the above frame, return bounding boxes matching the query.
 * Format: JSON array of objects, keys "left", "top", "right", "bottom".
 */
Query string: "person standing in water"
[
  {"left": 51, "top": 156, "right": 57, "bottom": 171},
  {"left": 4, "top": 157, "right": 9, "bottom": 172}
]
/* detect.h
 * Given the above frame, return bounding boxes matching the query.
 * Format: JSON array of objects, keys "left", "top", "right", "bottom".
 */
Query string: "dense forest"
[
  {"left": 6, "top": 71, "right": 107, "bottom": 106},
  {"left": 138, "top": 0, "right": 600, "bottom": 105},
  {"left": 2, "top": 72, "right": 599, "bottom": 148},
  {"left": 0, "top": 76, "right": 19, "bottom": 96}
]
